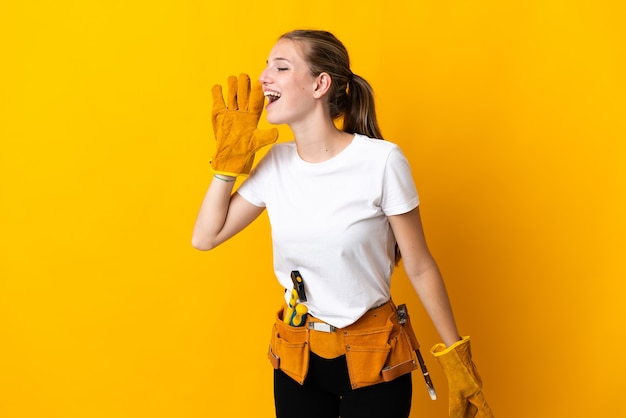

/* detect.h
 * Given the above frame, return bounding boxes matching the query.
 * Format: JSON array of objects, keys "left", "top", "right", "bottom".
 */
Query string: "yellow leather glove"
[
  {"left": 210, "top": 73, "right": 279, "bottom": 177},
  {"left": 431, "top": 336, "right": 494, "bottom": 418}
]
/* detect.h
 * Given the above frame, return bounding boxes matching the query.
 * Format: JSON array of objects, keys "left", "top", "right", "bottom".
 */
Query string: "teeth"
[{"left": 264, "top": 91, "right": 281, "bottom": 98}]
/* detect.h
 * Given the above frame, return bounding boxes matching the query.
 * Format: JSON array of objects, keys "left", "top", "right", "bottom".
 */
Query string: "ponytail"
[{"left": 343, "top": 73, "right": 383, "bottom": 139}]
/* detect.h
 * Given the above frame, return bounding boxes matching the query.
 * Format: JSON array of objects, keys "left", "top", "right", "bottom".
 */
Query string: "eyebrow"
[{"left": 266, "top": 57, "right": 291, "bottom": 64}]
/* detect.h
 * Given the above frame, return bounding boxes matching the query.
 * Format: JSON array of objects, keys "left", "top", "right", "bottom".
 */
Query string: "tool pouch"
[
  {"left": 381, "top": 305, "right": 420, "bottom": 382},
  {"left": 343, "top": 301, "right": 420, "bottom": 389},
  {"left": 343, "top": 316, "right": 393, "bottom": 388},
  {"left": 268, "top": 306, "right": 310, "bottom": 384}
]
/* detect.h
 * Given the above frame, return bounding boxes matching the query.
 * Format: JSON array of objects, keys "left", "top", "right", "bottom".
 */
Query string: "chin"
[{"left": 265, "top": 114, "right": 285, "bottom": 126}]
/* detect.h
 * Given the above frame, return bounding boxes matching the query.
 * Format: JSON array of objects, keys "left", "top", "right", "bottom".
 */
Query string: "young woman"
[{"left": 193, "top": 30, "right": 492, "bottom": 418}]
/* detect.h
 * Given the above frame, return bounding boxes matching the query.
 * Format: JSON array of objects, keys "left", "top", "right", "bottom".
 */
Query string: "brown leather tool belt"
[{"left": 268, "top": 300, "right": 421, "bottom": 389}]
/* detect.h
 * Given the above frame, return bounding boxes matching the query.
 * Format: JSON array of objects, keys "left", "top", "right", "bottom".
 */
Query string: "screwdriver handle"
[
  {"left": 291, "top": 303, "right": 308, "bottom": 327},
  {"left": 283, "top": 288, "right": 298, "bottom": 324}
]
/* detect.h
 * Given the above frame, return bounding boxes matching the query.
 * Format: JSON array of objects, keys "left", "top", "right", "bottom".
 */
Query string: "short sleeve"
[
  {"left": 235, "top": 154, "right": 271, "bottom": 208},
  {"left": 381, "top": 145, "right": 419, "bottom": 216}
]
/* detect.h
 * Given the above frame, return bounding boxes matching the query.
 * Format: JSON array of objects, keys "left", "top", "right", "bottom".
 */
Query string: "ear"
[{"left": 312, "top": 72, "right": 332, "bottom": 99}]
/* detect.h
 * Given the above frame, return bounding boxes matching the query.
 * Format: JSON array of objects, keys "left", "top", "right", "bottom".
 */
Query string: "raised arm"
[
  {"left": 191, "top": 177, "right": 264, "bottom": 251},
  {"left": 192, "top": 73, "right": 278, "bottom": 251}
]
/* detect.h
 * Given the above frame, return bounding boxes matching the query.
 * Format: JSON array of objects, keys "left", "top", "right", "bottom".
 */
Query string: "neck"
[
  {"left": 295, "top": 128, "right": 353, "bottom": 163},
  {"left": 290, "top": 114, "right": 353, "bottom": 163}
]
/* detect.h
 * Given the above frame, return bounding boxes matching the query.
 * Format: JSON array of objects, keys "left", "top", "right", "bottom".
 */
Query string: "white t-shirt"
[{"left": 236, "top": 133, "right": 419, "bottom": 328}]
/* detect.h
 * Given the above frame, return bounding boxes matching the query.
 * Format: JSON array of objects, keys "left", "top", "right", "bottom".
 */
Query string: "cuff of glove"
[
  {"left": 212, "top": 170, "right": 249, "bottom": 178},
  {"left": 430, "top": 335, "right": 470, "bottom": 357},
  {"left": 210, "top": 165, "right": 250, "bottom": 178}
]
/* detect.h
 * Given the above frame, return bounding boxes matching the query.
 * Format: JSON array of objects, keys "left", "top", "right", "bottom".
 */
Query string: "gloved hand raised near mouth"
[
  {"left": 210, "top": 73, "right": 279, "bottom": 177},
  {"left": 431, "top": 336, "right": 494, "bottom": 418}
]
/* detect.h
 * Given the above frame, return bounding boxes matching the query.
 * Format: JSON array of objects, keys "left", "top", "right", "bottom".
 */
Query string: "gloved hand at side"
[
  {"left": 210, "top": 73, "right": 279, "bottom": 177},
  {"left": 431, "top": 336, "right": 494, "bottom": 418}
]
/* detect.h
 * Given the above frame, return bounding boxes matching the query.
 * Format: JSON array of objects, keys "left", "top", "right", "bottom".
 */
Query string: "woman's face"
[{"left": 259, "top": 39, "right": 319, "bottom": 126}]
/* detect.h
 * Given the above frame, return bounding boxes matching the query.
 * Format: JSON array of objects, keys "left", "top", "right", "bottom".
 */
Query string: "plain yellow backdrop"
[{"left": 1, "top": 1, "right": 624, "bottom": 417}]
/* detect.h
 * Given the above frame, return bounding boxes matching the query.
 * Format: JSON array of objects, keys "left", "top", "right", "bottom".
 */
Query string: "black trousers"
[{"left": 274, "top": 352, "right": 412, "bottom": 418}]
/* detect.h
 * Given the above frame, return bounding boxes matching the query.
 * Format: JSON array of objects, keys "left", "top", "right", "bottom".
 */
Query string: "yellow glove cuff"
[
  {"left": 211, "top": 166, "right": 249, "bottom": 179},
  {"left": 430, "top": 335, "right": 470, "bottom": 357}
]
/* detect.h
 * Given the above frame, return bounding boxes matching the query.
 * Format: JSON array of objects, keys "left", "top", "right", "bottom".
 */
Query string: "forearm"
[
  {"left": 407, "top": 263, "right": 461, "bottom": 347},
  {"left": 193, "top": 73, "right": 276, "bottom": 250},
  {"left": 191, "top": 175, "right": 236, "bottom": 250}
]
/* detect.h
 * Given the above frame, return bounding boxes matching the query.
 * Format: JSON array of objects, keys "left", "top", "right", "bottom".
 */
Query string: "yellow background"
[{"left": 1, "top": 1, "right": 624, "bottom": 417}]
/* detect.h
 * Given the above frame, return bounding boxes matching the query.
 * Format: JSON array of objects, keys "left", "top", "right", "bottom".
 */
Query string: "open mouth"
[{"left": 264, "top": 91, "right": 281, "bottom": 104}]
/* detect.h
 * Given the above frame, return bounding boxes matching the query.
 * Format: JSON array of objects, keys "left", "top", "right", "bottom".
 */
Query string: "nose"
[{"left": 259, "top": 67, "right": 271, "bottom": 85}]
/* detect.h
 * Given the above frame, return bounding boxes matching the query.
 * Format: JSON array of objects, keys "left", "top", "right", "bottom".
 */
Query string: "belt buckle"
[{"left": 308, "top": 322, "right": 336, "bottom": 333}]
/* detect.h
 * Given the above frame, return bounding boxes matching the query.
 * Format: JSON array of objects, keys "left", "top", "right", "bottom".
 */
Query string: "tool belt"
[{"left": 268, "top": 300, "right": 421, "bottom": 389}]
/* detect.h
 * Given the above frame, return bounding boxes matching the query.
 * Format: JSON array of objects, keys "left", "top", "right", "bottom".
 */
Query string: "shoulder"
[
  {"left": 352, "top": 134, "right": 407, "bottom": 163},
  {"left": 353, "top": 134, "right": 403, "bottom": 155}
]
